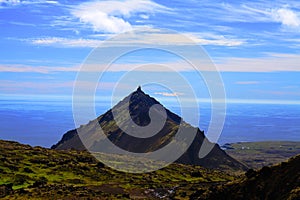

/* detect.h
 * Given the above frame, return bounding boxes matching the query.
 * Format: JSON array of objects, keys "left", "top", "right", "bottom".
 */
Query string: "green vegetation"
[
  {"left": 2, "top": 139, "right": 299, "bottom": 199},
  {"left": 224, "top": 141, "right": 300, "bottom": 169},
  {"left": 0, "top": 140, "right": 235, "bottom": 199},
  {"left": 200, "top": 154, "right": 300, "bottom": 200}
]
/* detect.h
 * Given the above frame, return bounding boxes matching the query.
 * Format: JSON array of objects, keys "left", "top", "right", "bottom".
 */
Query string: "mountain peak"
[
  {"left": 129, "top": 86, "right": 161, "bottom": 111},
  {"left": 132, "top": 85, "right": 145, "bottom": 96},
  {"left": 136, "top": 85, "right": 142, "bottom": 92}
]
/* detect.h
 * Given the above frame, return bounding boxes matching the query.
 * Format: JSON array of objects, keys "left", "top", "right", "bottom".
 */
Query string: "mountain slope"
[
  {"left": 197, "top": 154, "right": 300, "bottom": 200},
  {"left": 52, "top": 87, "right": 246, "bottom": 171}
]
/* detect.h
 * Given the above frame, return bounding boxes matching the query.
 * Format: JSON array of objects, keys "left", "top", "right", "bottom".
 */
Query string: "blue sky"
[{"left": 0, "top": 0, "right": 300, "bottom": 103}]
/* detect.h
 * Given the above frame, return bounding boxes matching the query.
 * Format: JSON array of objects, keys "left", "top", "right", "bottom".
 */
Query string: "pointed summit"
[{"left": 137, "top": 85, "right": 142, "bottom": 92}]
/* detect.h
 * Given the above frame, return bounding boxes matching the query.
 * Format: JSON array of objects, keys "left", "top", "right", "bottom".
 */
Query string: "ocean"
[{"left": 0, "top": 98, "right": 300, "bottom": 148}]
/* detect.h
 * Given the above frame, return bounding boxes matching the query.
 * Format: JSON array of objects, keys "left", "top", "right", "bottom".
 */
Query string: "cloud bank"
[
  {"left": 1, "top": 53, "right": 300, "bottom": 73},
  {"left": 27, "top": 28, "right": 245, "bottom": 48}
]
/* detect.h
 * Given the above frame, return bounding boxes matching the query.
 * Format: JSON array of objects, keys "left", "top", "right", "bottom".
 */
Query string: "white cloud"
[
  {"left": 186, "top": 33, "right": 245, "bottom": 46},
  {"left": 108, "top": 29, "right": 245, "bottom": 46},
  {"left": 139, "top": 14, "right": 150, "bottom": 19},
  {"left": 198, "top": 1, "right": 300, "bottom": 30},
  {"left": 0, "top": 0, "right": 58, "bottom": 6},
  {"left": 30, "top": 37, "right": 103, "bottom": 48},
  {"left": 1, "top": 53, "right": 300, "bottom": 73},
  {"left": 27, "top": 29, "right": 245, "bottom": 48},
  {"left": 44, "top": 0, "right": 58, "bottom": 4},
  {"left": 0, "top": 64, "right": 78, "bottom": 73},
  {"left": 74, "top": 10, "right": 131, "bottom": 33},
  {"left": 216, "top": 53, "right": 300, "bottom": 72},
  {"left": 0, "top": 80, "right": 74, "bottom": 90},
  {"left": 154, "top": 92, "right": 184, "bottom": 97},
  {"left": 72, "top": 0, "right": 170, "bottom": 33},
  {"left": 271, "top": 8, "right": 300, "bottom": 28}
]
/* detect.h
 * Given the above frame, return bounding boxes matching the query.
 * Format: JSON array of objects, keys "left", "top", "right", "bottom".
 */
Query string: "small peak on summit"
[{"left": 136, "top": 85, "right": 142, "bottom": 92}]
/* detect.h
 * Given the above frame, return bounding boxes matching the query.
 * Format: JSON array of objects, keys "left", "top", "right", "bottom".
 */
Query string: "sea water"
[{"left": 0, "top": 99, "right": 300, "bottom": 147}]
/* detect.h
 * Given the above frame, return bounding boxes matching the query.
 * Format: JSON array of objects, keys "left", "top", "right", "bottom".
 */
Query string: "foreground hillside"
[
  {"left": 198, "top": 154, "right": 300, "bottom": 200},
  {"left": 1, "top": 140, "right": 300, "bottom": 199},
  {"left": 0, "top": 140, "right": 235, "bottom": 199}
]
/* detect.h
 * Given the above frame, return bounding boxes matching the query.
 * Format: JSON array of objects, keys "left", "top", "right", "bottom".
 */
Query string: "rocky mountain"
[{"left": 52, "top": 87, "right": 246, "bottom": 171}]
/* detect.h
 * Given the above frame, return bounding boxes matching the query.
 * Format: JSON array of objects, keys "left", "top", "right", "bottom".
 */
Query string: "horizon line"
[{"left": 1, "top": 94, "right": 300, "bottom": 105}]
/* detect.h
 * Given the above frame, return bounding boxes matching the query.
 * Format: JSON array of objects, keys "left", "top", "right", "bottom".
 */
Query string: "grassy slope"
[
  {"left": 0, "top": 140, "right": 235, "bottom": 199},
  {"left": 224, "top": 141, "right": 300, "bottom": 169},
  {"left": 200, "top": 154, "right": 300, "bottom": 200}
]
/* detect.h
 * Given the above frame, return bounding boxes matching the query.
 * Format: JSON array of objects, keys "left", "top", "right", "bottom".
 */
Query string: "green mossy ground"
[
  {"left": 2, "top": 140, "right": 298, "bottom": 199},
  {"left": 0, "top": 140, "right": 235, "bottom": 199}
]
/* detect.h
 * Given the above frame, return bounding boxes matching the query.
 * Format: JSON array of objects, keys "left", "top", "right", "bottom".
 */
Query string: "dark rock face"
[{"left": 52, "top": 87, "right": 247, "bottom": 171}]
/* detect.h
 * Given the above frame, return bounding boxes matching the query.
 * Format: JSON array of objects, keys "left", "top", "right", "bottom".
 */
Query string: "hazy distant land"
[{"left": 224, "top": 141, "right": 300, "bottom": 169}]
